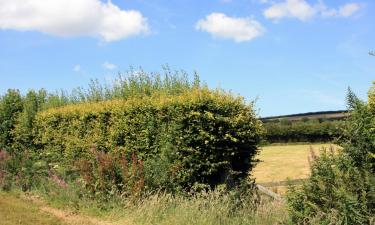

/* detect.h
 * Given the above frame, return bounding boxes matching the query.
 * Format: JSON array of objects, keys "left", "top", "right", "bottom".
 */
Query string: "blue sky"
[{"left": 0, "top": 0, "right": 374, "bottom": 116}]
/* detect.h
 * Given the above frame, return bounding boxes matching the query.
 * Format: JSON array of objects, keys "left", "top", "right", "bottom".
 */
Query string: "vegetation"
[
  {"left": 34, "top": 88, "right": 262, "bottom": 192},
  {"left": 1, "top": 66, "right": 375, "bottom": 224},
  {"left": 0, "top": 68, "right": 269, "bottom": 222},
  {"left": 0, "top": 189, "right": 287, "bottom": 225},
  {"left": 0, "top": 89, "right": 23, "bottom": 150},
  {"left": 286, "top": 86, "right": 375, "bottom": 224},
  {"left": 0, "top": 192, "right": 62, "bottom": 225},
  {"left": 252, "top": 144, "right": 339, "bottom": 184},
  {"left": 263, "top": 119, "right": 344, "bottom": 143}
]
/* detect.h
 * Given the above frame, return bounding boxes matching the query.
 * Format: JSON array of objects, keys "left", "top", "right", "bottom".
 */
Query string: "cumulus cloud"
[
  {"left": 263, "top": 0, "right": 362, "bottom": 21},
  {"left": 0, "top": 0, "right": 149, "bottom": 42},
  {"left": 264, "top": 0, "right": 315, "bottom": 21},
  {"left": 102, "top": 61, "right": 117, "bottom": 70},
  {"left": 196, "top": 13, "right": 265, "bottom": 42}
]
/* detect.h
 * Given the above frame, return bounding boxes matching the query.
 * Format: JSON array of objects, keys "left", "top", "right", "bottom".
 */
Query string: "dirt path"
[
  {"left": 39, "top": 206, "right": 113, "bottom": 225},
  {"left": 20, "top": 193, "right": 128, "bottom": 225}
]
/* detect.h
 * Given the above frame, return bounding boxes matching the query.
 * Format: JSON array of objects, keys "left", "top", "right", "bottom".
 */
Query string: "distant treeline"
[
  {"left": 261, "top": 110, "right": 349, "bottom": 122},
  {"left": 263, "top": 118, "right": 345, "bottom": 143}
]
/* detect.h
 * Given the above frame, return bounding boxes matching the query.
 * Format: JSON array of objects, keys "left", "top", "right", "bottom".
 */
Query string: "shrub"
[
  {"left": 0, "top": 149, "right": 48, "bottom": 191},
  {"left": 342, "top": 88, "right": 375, "bottom": 173},
  {"left": 0, "top": 89, "right": 23, "bottom": 150},
  {"left": 286, "top": 85, "right": 375, "bottom": 225},
  {"left": 12, "top": 89, "right": 47, "bottom": 151},
  {"left": 73, "top": 147, "right": 145, "bottom": 202},
  {"left": 34, "top": 88, "right": 263, "bottom": 191},
  {"left": 287, "top": 149, "right": 374, "bottom": 224}
]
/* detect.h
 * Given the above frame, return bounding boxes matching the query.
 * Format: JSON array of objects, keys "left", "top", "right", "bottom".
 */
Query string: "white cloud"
[
  {"left": 0, "top": 0, "right": 149, "bottom": 42},
  {"left": 73, "top": 64, "right": 81, "bottom": 72},
  {"left": 320, "top": 3, "right": 362, "bottom": 18},
  {"left": 196, "top": 13, "right": 265, "bottom": 42},
  {"left": 263, "top": 0, "right": 316, "bottom": 21},
  {"left": 339, "top": 3, "right": 361, "bottom": 17},
  {"left": 263, "top": 0, "right": 362, "bottom": 21},
  {"left": 103, "top": 61, "right": 117, "bottom": 70}
]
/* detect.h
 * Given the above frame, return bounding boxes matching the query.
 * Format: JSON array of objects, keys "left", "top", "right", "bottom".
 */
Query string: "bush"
[
  {"left": 287, "top": 149, "right": 374, "bottom": 224},
  {"left": 0, "top": 89, "right": 23, "bottom": 150},
  {"left": 286, "top": 85, "right": 375, "bottom": 225},
  {"left": 72, "top": 147, "right": 145, "bottom": 202},
  {"left": 34, "top": 88, "right": 263, "bottom": 191},
  {"left": 0, "top": 149, "right": 49, "bottom": 191},
  {"left": 12, "top": 89, "right": 47, "bottom": 152}
]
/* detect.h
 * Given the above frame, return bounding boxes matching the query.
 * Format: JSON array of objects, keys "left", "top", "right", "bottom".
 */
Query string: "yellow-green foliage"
[
  {"left": 368, "top": 82, "right": 375, "bottom": 160},
  {"left": 34, "top": 88, "right": 263, "bottom": 189},
  {"left": 369, "top": 81, "right": 375, "bottom": 112}
]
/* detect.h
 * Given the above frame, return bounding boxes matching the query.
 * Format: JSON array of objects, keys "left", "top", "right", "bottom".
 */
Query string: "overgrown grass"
[
  {"left": 26, "top": 185, "right": 289, "bottom": 225},
  {"left": 114, "top": 192, "right": 288, "bottom": 225}
]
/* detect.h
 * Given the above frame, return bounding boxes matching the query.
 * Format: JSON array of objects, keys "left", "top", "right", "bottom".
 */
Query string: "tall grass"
[
  {"left": 33, "top": 180, "right": 288, "bottom": 225},
  {"left": 119, "top": 192, "right": 288, "bottom": 225}
]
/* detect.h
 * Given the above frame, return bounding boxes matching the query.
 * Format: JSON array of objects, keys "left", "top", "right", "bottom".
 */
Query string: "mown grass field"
[
  {"left": 253, "top": 143, "right": 339, "bottom": 185},
  {"left": 252, "top": 143, "right": 340, "bottom": 194}
]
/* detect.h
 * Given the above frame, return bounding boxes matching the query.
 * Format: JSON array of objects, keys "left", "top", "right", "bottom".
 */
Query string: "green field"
[{"left": 253, "top": 144, "right": 339, "bottom": 184}]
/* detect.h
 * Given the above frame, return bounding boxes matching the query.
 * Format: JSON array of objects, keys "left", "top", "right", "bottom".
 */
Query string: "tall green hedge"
[
  {"left": 34, "top": 88, "right": 263, "bottom": 189},
  {"left": 263, "top": 119, "right": 344, "bottom": 143}
]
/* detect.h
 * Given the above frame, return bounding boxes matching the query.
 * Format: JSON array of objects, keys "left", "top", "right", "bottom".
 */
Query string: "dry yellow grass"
[
  {"left": 0, "top": 192, "right": 120, "bottom": 225},
  {"left": 0, "top": 192, "right": 63, "bottom": 225},
  {"left": 252, "top": 144, "right": 339, "bottom": 184}
]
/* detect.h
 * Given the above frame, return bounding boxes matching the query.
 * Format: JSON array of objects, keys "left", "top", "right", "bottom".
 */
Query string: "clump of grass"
[{"left": 120, "top": 191, "right": 288, "bottom": 225}]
